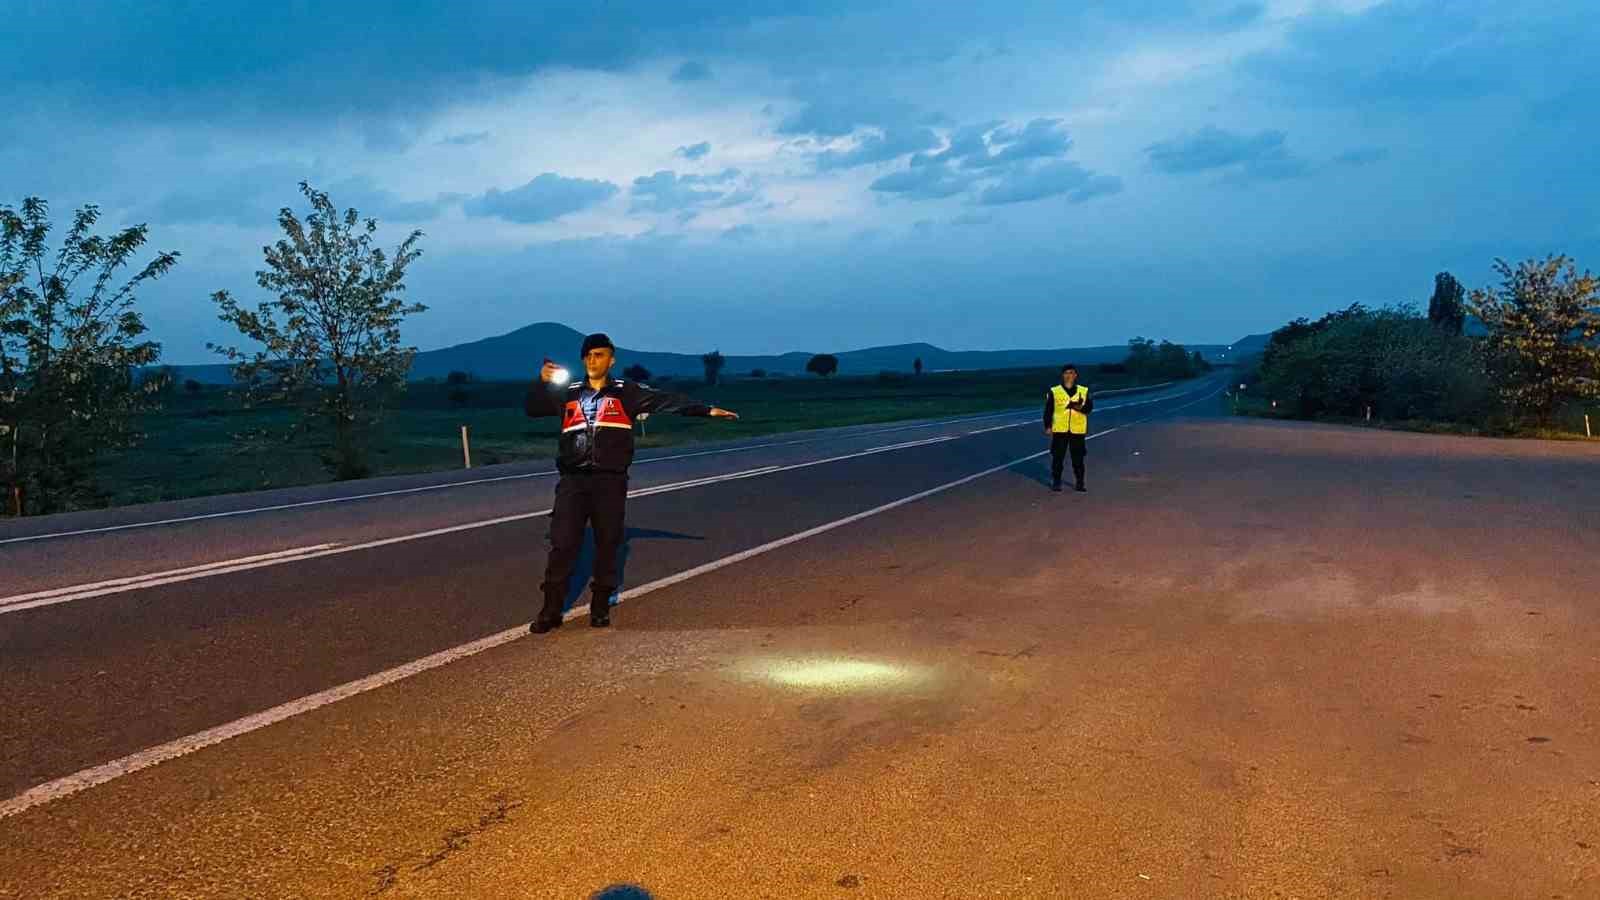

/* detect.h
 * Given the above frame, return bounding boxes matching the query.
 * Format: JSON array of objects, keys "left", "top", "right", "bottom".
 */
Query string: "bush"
[
  {"left": 750, "top": 369, "right": 767, "bottom": 379},
  {"left": 806, "top": 354, "right": 839, "bottom": 377},
  {"left": 1257, "top": 305, "right": 1498, "bottom": 424},
  {"left": 623, "top": 364, "right": 652, "bottom": 382}
]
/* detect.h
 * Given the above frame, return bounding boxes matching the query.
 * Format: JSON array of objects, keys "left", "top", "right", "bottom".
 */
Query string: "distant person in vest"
[
  {"left": 524, "top": 333, "right": 739, "bottom": 632},
  {"left": 1044, "top": 364, "right": 1093, "bottom": 493}
]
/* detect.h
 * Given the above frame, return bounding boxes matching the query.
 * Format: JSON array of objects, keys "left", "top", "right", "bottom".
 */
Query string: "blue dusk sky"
[{"left": 4, "top": 0, "right": 1596, "bottom": 361}]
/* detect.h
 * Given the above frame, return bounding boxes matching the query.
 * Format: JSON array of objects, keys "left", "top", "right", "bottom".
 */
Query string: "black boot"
[
  {"left": 531, "top": 588, "right": 565, "bottom": 633},
  {"left": 589, "top": 592, "right": 612, "bottom": 627}
]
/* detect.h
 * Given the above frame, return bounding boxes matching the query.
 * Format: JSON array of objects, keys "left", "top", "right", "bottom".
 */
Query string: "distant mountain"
[{"left": 162, "top": 321, "right": 1247, "bottom": 384}]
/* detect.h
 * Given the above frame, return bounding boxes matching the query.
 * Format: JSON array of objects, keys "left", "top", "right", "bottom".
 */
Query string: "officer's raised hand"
[
  {"left": 708, "top": 407, "right": 740, "bottom": 419},
  {"left": 539, "top": 358, "right": 563, "bottom": 383}
]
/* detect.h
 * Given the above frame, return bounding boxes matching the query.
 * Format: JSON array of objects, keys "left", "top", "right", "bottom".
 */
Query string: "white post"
[
  {"left": 1587, "top": 414, "right": 1593, "bottom": 438},
  {"left": 1365, "top": 405, "right": 1371, "bottom": 422},
  {"left": 460, "top": 425, "right": 472, "bottom": 469}
]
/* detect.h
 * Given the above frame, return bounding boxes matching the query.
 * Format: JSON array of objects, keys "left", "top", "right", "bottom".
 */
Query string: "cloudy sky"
[{"left": 5, "top": 0, "right": 1596, "bottom": 362}]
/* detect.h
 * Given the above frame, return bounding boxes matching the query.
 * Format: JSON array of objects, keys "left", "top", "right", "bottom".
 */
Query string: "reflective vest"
[{"left": 1050, "top": 384, "right": 1089, "bottom": 434}]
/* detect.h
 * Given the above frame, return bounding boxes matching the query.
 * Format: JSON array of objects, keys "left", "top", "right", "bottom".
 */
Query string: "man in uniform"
[
  {"left": 1044, "top": 363, "right": 1093, "bottom": 493},
  {"left": 525, "top": 333, "right": 739, "bottom": 632}
]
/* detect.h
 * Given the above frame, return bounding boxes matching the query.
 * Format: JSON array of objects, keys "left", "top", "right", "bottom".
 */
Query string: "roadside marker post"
[
  {"left": 1586, "top": 414, "right": 1592, "bottom": 438},
  {"left": 461, "top": 425, "right": 472, "bottom": 469}
]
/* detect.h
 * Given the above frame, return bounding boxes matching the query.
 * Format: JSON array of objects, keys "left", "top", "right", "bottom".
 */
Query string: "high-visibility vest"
[{"left": 1050, "top": 384, "right": 1089, "bottom": 434}]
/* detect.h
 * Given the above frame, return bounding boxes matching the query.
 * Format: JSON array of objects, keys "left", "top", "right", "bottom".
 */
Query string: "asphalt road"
[{"left": 4, "top": 375, "right": 1598, "bottom": 899}]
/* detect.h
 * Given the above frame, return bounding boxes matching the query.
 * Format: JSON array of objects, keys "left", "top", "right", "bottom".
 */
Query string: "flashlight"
[{"left": 550, "top": 366, "right": 571, "bottom": 385}]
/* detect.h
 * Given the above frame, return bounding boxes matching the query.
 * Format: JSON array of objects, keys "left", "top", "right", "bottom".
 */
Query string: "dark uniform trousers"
[
  {"left": 539, "top": 470, "right": 628, "bottom": 621},
  {"left": 1050, "top": 433, "right": 1087, "bottom": 488}
]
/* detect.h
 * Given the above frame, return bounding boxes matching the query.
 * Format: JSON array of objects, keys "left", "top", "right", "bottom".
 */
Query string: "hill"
[{"left": 161, "top": 322, "right": 1255, "bottom": 384}]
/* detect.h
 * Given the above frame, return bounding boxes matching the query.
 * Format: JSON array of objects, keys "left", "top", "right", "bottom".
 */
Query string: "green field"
[{"left": 94, "top": 367, "right": 1170, "bottom": 509}]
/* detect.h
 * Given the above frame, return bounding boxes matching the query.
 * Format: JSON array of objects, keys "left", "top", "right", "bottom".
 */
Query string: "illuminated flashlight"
[{"left": 550, "top": 366, "right": 571, "bottom": 385}]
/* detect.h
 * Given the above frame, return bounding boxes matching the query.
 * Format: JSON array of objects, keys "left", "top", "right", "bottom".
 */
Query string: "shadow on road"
[{"left": 562, "top": 526, "right": 705, "bottom": 609}]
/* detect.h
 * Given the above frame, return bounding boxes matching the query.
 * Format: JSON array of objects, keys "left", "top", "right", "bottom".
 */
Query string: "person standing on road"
[
  {"left": 525, "top": 333, "right": 739, "bottom": 632},
  {"left": 1044, "top": 363, "right": 1093, "bottom": 493}
]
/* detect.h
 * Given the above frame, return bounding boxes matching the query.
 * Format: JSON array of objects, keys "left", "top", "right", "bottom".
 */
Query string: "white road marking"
[
  {"left": 0, "top": 383, "right": 1185, "bottom": 546},
  {"left": 0, "top": 544, "right": 342, "bottom": 613},
  {"left": 0, "top": 429, "right": 987, "bottom": 615},
  {"left": 0, "top": 386, "right": 1220, "bottom": 820}
]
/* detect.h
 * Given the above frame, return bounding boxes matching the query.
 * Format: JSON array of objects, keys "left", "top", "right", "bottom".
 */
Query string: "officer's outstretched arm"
[{"left": 631, "top": 382, "right": 738, "bottom": 419}]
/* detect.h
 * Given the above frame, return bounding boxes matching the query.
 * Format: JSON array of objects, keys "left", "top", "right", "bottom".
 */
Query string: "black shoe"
[
  {"left": 1051, "top": 482, "right": 1062, "bottom": 492},
  {"left": 1074, "top": 484, "right": 1087, "bottom": 493},
  {"left": 530, "top": 616, "right": 562, "bottom": 634},
  {"left": 590, "top": 612, "right": 611, "bottom": 628}
]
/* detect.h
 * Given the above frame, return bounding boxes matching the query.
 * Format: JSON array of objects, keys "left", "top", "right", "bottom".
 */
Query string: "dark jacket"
[{"left": 525, "top": 376, "right": 713, "bottom": 474}]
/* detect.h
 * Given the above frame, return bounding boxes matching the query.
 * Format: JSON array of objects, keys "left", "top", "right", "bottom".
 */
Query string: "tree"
[
  {"left": 445, "top": 370, "right": 472, "bottom": 385},
  {"left": 749, "top": 368, "right": 766, "bottom": 379},
  {"left": 1469, "top": 255, "right": 1600, "bottom": 425},
  {"left": 913, "top": 357, "right": 923, "bottom": 376},
  {"left": 210, "top": 182, "right": 425, "bottom": 480},
  {"left": 1191, "top": 350, "right": 1210, "bottom": 372},
  {"left": 184, "top": 378, "right": 203, "bottom": 395},
  {"left": 700, "top": 351, "right": 725, "bottom": 386},
  {"left": 1429, "top": 271, "right": 1466, "bottom": 335},
  {"left": 623, "top": 363, "right": 651, "bottom": 381},
  {"left": 1, "top": 197, "right": 178, "bottom": 515},
  {"left": 806, "top": 353, "right": 839, "bottom": 377}
]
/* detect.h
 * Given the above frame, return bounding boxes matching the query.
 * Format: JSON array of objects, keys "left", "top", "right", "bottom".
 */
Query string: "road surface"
[{"left": 2, "top": 375, "right": 1597, "bottom": 899}]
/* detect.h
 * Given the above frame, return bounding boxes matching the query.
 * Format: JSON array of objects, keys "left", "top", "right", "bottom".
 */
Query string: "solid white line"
[
  {"left": 0, "top": 382, "right": 1186, "bottom": 546},
  {"left": 0, "top": 385, "right": 1220, "bottom": 819},
  {"left": 0, "top": 544, "right": 342, "bottom": 610},
  {"left": 0, "top": 410, "right": 1030, "bottom": 546}
]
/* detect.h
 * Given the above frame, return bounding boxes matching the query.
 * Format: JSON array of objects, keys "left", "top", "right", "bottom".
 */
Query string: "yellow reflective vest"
[{"left": 1049, "top": 384, "right": 1090, "bottom": 434}]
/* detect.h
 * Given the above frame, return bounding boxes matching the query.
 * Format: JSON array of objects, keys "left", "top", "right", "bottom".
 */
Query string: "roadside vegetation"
[
  {"left": 2, "top": 182, "right": 1212, "bottom": 515},
  {"left": 1236, "top": 258, "right": 1599, "bottom": 440}
]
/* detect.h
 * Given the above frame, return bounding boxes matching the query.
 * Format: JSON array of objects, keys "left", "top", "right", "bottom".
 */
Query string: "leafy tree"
[
  {"left": 1191, "top": 350, "right": 1210, "bottom": 372},
  {"left": 749, "top": 368, "right": 766, "bottom": 379},
  {"left": 184, "top": 378, "right": 203, "bottom": 395},
  {"left": 1258, "top": 304, "right": 1494, "bottom": 424},
  {"left": 913, "top": 357, "right": 923, "bottom": 376},
  {"left": 1428, "top": 271, "right": 1466, "bottom": 335},
  {"left": 806, "top": 353, "right": 838, "bottom": 377},
  {"left": 701, "top": 350, "right": 725, "bottom": 386},
  {"left": 1, "top": 197, "right": 178, "bottom": 515},
  {"left": 445, "top": 370, "right": 472, "bottom": 385},
  {"left": 1469, "top": 255, "right": 1600, "bottom": 425},
  {"left": 210, "top": 182, "right": 425, "bottom": 480},
  {"left": 623, "top": 363, "right": 652, "bottom": 381}
]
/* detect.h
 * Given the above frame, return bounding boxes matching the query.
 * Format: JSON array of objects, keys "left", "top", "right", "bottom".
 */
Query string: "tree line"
[{"left": 1254, "top": 262, "right": 1599, "bottom": 429}]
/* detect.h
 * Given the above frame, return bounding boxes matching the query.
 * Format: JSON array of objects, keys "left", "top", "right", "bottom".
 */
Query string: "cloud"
[
  {"left": 1145, "top": 126, "right": 1310, "bottom": 183},
  {"left": 970, "top": 118, "right": 1073, "bottom": 169},
  {"left": 630, "top": 169, "right": 750, "bottom": 212},
  {"left": 671, "top": 60, "right": 713, "bottom": 82},
  {"left": 910, "top": 118, "right": 1069, "bottom": 171},
  {"left": 721, "top": 224, "right": 757, "bottom": 241},
  {"left": 978, "top": 161, "right": 1123, "bottom": 206},
  {"left": 441, "top": 131, "right": 492, "bottom": 146},
  {"left": 869, "top": 164, "right": 976, "bottom": 200},
  {"left": 912, "top": 120, "right": 1004, "bottom": 168},
  {"left": 1334, "top": 146, "right": 1389, "bottom": 166},
  {"left": 464, "top": 173, "right": 619, "bottom": 223},
  {"left": 776, "top": 97, "right": 921, "bottom": 138},
  {"left": 951, "top": 213, "right": 992, "bottom": 226},
  {"left": 676, "top": 141, "right": 712, "bottom": 160},
  {"left": 815, "top": 127, "right": 941, "bottom": 171}
]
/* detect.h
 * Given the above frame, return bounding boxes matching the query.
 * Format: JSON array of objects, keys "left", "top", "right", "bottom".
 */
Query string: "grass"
[
  {"left": 1229, "top": 394, "right": 1600, "bottom": 442},
  {"left": 89, "top": 367, "right": 1176, "bottom": 509}
]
